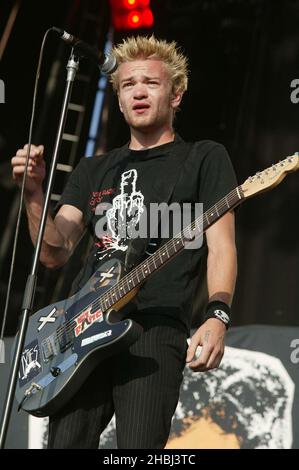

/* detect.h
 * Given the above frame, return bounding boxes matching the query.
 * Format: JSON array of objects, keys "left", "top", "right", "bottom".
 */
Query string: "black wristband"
[{"left": 203, "top": 300, "right": 231, "bottom": 329}]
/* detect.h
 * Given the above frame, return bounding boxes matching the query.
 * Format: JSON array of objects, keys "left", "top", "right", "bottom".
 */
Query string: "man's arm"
[
  {"left": 25, "top": 191, "right": 85, "bottom": 269},
  {"left": 186, "top": 211, "right": 237, "bottom": 372},
  {"left": 12, "top": 144, "right": 85, "bottom": 269}
]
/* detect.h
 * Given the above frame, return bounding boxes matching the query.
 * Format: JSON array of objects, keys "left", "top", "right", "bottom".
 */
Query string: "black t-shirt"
[{"left": 57, "top": 135, "right": 237, "bottom": 333}]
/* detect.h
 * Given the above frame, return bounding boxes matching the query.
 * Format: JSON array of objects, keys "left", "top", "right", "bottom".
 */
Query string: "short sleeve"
[
  {"left": 198, "top": 143, "right": 237, "bottom": 211},
  {"left": 55, "top": 157, "right": 91, "bottom": 224}
]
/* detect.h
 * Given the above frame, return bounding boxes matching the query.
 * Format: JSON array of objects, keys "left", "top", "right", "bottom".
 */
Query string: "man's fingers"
[
  {"left": 12, "top": 154, "right": 45, "bottom": 170},
  {"left": 186, "top": 342, "right": 197, "bottom": 363},
  {"left": 19, "top": 144, "right": 44, "bottom": 159},
  {"left": 205, "top": 349, "right": 224, "bottom": 370},
  {"left": 186, "top": 329, "right": 204, "bottom": 363},
  {"left": 13, "top": 165, "right": 33, "bottom": 175},
  {"left": 189, "top": 347, "right": 224, "bottom": 372},
  {"left": 12, "top": 159, "right": 37, "bottom": 172},
  {"left": 23, "top": 143, "right": 41, "bottom": 152},
  {"left": 12, "top": 159, "right": 45, "bottom": 178},
  {"left": 12, "top": 155, "right": 34, "bottom": 165},
  {"left": 187, "top": 344, "right": 213, "bottom": 371}
]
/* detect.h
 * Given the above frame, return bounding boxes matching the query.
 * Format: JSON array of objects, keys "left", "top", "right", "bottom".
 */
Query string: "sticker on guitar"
[
  {"left": 19, "top": 340, "right": 42, "bottom": 386},
  {"left": 81, "top": 329, "right": 112, "bottom": 347},
  {"left": 74, "top": 307, "right": 103, "bottom": 337},
  {"left": 38, "top": 307, "right": 57, "bottom": 331}
]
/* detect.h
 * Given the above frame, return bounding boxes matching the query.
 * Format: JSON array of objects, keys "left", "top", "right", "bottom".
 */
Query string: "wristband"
[{"left": 204, "top": 300, "right": 231, "bottom": 329}]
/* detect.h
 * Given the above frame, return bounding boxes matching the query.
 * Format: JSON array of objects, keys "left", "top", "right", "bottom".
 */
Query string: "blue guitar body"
[{"left": 15, "top": 259, "right": 142, "bottom": 417}]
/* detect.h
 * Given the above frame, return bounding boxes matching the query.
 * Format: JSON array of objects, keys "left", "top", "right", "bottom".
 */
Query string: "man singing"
[{"left": 11, "top": 35, "right": 237, "bottom": 448}]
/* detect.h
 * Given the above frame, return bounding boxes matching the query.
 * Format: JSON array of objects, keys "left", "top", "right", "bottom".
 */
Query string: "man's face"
[{"left": 117, "top": 59, "right": 182, "bottom": 133}]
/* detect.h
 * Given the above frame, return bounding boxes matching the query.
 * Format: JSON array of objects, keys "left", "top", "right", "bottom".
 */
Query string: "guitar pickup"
[
  {"left": 41, "top": 335, "right": 59, "bottom": 362},
  {"left": 57, "top": 327, "right": 74, "bottom": 353}
]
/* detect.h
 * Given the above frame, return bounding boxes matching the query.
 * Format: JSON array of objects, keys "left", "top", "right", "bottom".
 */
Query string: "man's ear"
[
  {"left": 171, "top": 90, "right": 183, "bottom": 111},
  {"left": 118, "top": 93, "right": 124, "bottom": 114}
]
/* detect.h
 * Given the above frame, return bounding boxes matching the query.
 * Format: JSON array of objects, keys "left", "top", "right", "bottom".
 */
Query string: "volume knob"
[{"left": 50, "top": 367, "right": 61, "bottom": 377}]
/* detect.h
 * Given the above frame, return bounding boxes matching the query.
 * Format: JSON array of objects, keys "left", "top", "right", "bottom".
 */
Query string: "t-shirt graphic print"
[{"left": 95, "top": 168, "right": 145, "bottom": 262}]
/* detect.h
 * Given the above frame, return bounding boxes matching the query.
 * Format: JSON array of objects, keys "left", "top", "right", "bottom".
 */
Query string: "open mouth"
[{"left": 132, "top": 103, "right": 150, "bottom": 113}]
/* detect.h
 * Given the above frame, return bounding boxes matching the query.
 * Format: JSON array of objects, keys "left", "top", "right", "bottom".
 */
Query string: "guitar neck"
[{"left": 100, "top": 186, "right": 244, "bottom": 311}]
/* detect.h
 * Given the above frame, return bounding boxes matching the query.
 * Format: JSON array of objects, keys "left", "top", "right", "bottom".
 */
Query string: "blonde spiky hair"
[{"left": 110, "top": 35, "right": 189, "bottom": 94}]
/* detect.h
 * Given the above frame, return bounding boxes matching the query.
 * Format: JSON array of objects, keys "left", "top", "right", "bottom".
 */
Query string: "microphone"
[{"left": 52, "top": 27, "right": 117, "bottom": 74}]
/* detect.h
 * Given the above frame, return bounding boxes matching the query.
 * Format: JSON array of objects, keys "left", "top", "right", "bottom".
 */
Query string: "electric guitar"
[{"left": 15, "top": 154, "right": 299, "bottom": 417}]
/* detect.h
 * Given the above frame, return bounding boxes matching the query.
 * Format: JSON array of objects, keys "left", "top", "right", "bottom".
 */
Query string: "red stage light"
[
  {"left": 128, "top": 11, "right": 142, "bottom": 28},
  {"left": 139, "top": 0, "right": 150, "bottom": 6},
  {"left": 142, "top": 8, "right": 154, "bottom": 27},
  {"left": 123, "top": 0, "right": 138, "bottom": 9},
  {"left": 110, "top": 0, "right": 154, "bottom": 31}
]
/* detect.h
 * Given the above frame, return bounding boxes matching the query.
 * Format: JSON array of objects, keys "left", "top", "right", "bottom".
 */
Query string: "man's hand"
[
  {"left": 11, "top": 144, "right": 45, "bottom": 196},
  {"left": 186, "top": 318, "right": 226, "bottom": 372}
]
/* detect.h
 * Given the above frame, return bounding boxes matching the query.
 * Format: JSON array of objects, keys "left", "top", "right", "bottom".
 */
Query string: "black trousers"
[{"left": 48, "top": 315, "right": 188, "bottom": 449}]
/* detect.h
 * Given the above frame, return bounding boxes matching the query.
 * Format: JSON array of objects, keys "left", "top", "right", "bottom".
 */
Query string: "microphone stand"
[{"left": 0, "top": 50, "right": 80, "bottom": 449}]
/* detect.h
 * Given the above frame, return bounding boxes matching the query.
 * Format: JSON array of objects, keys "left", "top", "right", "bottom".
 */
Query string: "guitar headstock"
[{"left": 241, "top": 154, "right": 299, "bottom": 199}]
